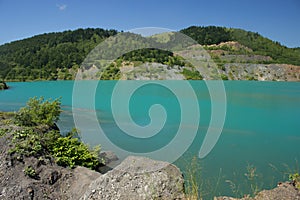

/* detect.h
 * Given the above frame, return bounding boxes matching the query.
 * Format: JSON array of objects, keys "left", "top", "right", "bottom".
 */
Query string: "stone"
[
  {"left": 81, "top": 156, "right": 185, "bottom": 200},
  {"left": 215, "top": 182, "right": 300, "bottom": 200},
  {"left": 99, "top": 151, "right": 119, "bottom": 165}
]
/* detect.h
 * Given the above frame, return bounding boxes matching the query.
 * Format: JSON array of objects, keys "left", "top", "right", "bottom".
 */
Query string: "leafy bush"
[
  {"left": 289, "top": 173, "right": 300, "bottom": 189},
  {"left": 51, "top": 134, "right": 101, "bottom": 169},
  {"left": 24, "top": 166, "right": 38, "bottom": 179},
  {"left": 182, "top": 68, "right": 203, "bottom": 80},
  {"left": 14, "top": 97, "right": 61, "bottom": 126},
  {"left": 10, "top": 128, "right": 45, "bottom": 157},
  {"left": 0, "top": 128, "right": 9, "bottom": 137},
  {"left": 10, "top": 97, "right": 103, "bottom": 170}
]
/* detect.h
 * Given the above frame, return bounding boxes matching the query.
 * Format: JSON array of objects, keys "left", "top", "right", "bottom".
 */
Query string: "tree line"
[
  {"left": 181, "top": 26, "right": 300, "bottom": 65},
  {"left": 0, "top": 26, "right": 299, "bottom": 81}
]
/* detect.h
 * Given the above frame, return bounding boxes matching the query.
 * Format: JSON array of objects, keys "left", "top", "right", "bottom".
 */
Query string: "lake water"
[{"left": 1, "top": 80, "right": 300, "bottom": 198}]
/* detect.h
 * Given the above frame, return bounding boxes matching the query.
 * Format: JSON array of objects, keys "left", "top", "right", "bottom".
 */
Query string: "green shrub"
[
  {"left": 14, "top": 97, "right": 61, "bottom": 126},
  {"left": 10, "top": 97, "right": 103, "bottom": 170},
  {"left": 289, "top": 173, "right": 300, "bottom": 189},
  {"left": 51, "top": 129, "right": 102, "bottom": 169},
  {"left": 0, "top": 128, "right": 9, "bottom": 137},
  {"left": 182, "top": 68, "right": 203, "bottom": 80},
  {"left": 10, "top": 128, "right": 45, "bottom": 157},
  {"left": 221, "top": 74, "right": 228, "bottom": 80},
  {"left": 24, "top": 166, "right": 37, "bottom": 179}
]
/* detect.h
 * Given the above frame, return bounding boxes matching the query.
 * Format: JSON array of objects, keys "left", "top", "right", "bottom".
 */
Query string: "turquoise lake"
[{"left": 0, "top": 80, "right": 300, "bottom": 198}]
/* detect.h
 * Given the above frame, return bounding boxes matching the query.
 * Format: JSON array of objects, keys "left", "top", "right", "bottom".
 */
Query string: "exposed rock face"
[
  {"left": 81, "top": 156, "right": 185, "bottom": 200},
  {"left": 215, "top": 182, "right": 300, "bottom": 200},
  {"left": 220, "top": 63, "right": 300, "bottom": 81}
]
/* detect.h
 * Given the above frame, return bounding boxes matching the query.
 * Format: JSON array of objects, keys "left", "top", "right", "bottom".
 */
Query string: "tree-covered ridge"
[
  {"left": 181, "top": 26, "right": 300, "bottom": 66},
  {"left": 0, "top": 26, "right": 299, "bottom": 81},
  {"left": 0, "top": 28, "right": 117, "bottom": 81}
]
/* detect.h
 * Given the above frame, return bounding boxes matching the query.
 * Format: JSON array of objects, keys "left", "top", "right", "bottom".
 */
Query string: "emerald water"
[{"left": 1, "top": 80, "right": 299, "bottom": 198}]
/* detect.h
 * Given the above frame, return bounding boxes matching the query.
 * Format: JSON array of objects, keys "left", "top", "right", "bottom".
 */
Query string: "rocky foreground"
[{"left": 0, "top": 112, "right": 185, "bottom": 199}]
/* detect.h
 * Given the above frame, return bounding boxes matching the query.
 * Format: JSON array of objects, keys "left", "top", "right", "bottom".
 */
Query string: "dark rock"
[
  {"left": 42, "top": 170, "right": 61, "bottom": 185},
  {"left": 99, "top": 151, "right": 119, "bottom": 164},
  {"left": 97, "top": 151, "right": 119, "bottom": 173},
  {"left": 0, "top": 81, "right": 8, "bottom": 90}
]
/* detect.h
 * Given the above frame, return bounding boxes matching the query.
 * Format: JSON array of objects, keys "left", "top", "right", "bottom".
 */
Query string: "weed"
[{"left": 24, "top": 166, "right": 38, "bottom": 179}]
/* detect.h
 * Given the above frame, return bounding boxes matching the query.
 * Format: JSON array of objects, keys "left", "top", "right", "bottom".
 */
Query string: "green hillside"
[
  {"left": 180, "top": 26, "right": 300, "bottom": 65},
  {"left": 0, "top": 28, "right": 117, "bottom": 81},
  {"left": 0, "top": 26, "right": 299, "bottom": 81}
]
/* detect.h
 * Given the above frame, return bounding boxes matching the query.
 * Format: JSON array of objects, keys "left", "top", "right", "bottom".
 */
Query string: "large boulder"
[{"left": 80, "top": 156, "right": 185, "bottom": 200}]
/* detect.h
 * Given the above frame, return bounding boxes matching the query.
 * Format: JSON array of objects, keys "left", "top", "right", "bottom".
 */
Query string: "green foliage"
[
  {"left": 10, "top": 97, "right": 103, "bottom": 170},
  {"left": 14, "top": 97, "right": 61, "bottom": 126},
  {"left": 226, "top": 163, "right": 262, "bottom": 198},
  {"left": 10, "top": 128, "right": 45, "bottom": 157},
  {"left": 119, "top": 48, "right": 185, "bottom": 66},
  {"left": 244, "top": 164, "right": 260, "bottom": 195},
  {"left": 181, "top": 26, "right": 300, "bottom": 66},
  {"left": 100, "top": 63, "right": 121, "bottom": 80},
  {"left": 185, "top": 157, "right": 201, "bottom": 200},
  {"left": 24, "top": 166, "right": 37, "bottom": 179},
  {"left": 220, "top": 74, "right": 228, "bottom": 80},
  {"left": 0, "top": 28, "right": 117, "bottom": 81},
  {"left": 182, "top": 68, "right": 203, "bottom": 80},
  {"left": 0, "top": 128, "right": 9, "bottom": 137},
  {"left": 289, "top": 173, "right": 300, "bottom": 189},
  {"left": 51, "top": 133, "right": 101, "bottom": 169},
  {"left": 181, "top": 26, "right": 231, "bottom": 45},
  {"left": 2, "top": 26, "right": 298, "bottom": 81}
]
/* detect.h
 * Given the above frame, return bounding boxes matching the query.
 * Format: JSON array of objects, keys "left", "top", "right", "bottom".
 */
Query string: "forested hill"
[
  {"left": 180, "top": 26, "right": 300, "bottom": 65},
  {"left": 0, "top": 28, "right": 117, "bottom": 81},
  {"left": 0, "top": 26, "right": 299, "bottom": 81}
]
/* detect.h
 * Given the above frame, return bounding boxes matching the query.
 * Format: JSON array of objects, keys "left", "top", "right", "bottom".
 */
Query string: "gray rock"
[
  {"left": 67, "top": 166, "right": 101, "bottom": 200},
  {"left": 99, "top": 151, "right": 119, "bottom": 165},
  {"left": 215, "top": 182, "right": 300, "bottom": 200},
  {"left": 81, "top": 156, "right": 185, "bottom": 200}
]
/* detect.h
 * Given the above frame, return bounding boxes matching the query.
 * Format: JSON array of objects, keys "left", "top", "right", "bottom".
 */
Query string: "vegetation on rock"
[
  {"left": 10, "top": 97, "right": 103, "bottom": 170},
  {"left": 14, "top": 97, "right": 61, "bottom": 126},
  {"left": 289, "top": 173, "right": 300, "bottom": 189}
]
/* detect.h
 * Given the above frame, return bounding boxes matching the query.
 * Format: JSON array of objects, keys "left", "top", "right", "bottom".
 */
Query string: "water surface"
[{"left": 1, "top": 80, "right": 299, "bottom": 198}]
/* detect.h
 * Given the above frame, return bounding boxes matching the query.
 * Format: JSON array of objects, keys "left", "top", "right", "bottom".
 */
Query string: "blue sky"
[{"left": 0, "top": 0, "right": 299, "bottom": 47}]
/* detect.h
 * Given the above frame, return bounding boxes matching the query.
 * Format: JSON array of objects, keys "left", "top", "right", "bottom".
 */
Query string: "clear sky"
[{"left": 0, "top": 0, "right": 299, "bottom": 47}]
